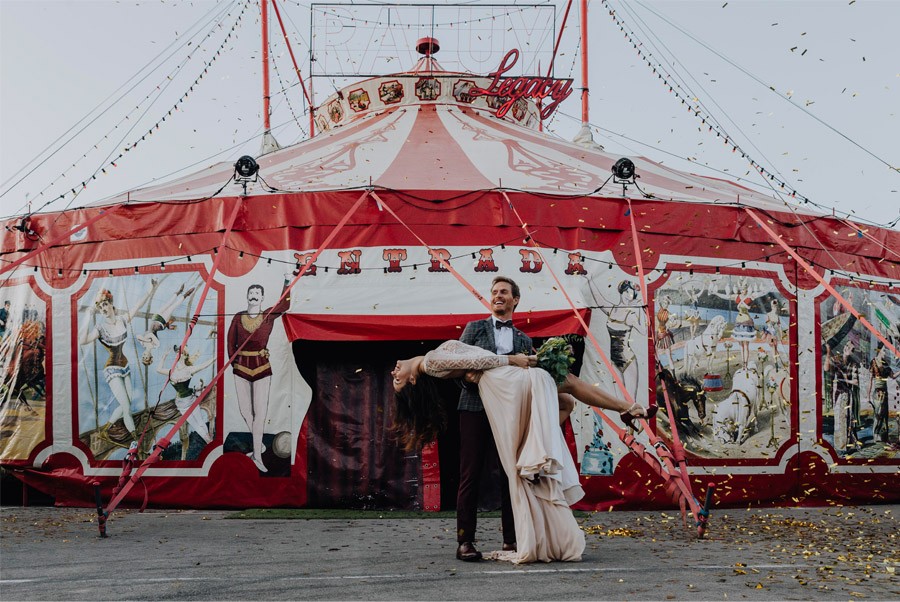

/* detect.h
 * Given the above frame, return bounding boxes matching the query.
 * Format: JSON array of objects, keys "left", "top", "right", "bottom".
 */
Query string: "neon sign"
[{"left": 469, "top": 49, "right": 574, "bottom": 120}]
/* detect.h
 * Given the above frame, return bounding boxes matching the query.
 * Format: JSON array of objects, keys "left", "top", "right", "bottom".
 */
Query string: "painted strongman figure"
[{"left": 228, "top": 280, "right": 291, "bottom": 472}]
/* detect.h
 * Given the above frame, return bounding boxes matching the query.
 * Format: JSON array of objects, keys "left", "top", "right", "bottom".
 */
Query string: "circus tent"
[{"left": 1, "top": 37, "right": 898, "bottom": 517}]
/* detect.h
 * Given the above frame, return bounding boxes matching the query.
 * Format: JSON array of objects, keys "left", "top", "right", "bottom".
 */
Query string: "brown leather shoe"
[
  {"left": 501, "top": 542, "right": 517, "bottom": 552},
  {"left": 456, "top": 542, "right": 483, "bottom": 562}
]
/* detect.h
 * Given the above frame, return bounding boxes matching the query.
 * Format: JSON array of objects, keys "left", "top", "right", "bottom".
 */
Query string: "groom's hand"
[{"left": 464, "top": 370, "right": 482, "bottom": 384}]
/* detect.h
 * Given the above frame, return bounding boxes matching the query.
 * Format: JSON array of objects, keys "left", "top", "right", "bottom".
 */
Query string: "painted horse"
[{"left": 656, "top": 367, "right": 707, "bottom": 439}]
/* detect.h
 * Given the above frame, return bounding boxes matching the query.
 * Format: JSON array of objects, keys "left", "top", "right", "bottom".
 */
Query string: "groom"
[{"left": 455, "top": 275, "right": 532, "bottom": 561}]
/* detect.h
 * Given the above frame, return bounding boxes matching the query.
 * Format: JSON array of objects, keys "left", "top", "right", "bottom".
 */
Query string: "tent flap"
[{"left": 283, "top": 308, "right": 591, "bottom": 342}]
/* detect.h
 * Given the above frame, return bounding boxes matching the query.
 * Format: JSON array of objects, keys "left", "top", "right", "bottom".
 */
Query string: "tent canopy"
[{"left": 96, "top": 66, "right": 796, "bottom": 215}]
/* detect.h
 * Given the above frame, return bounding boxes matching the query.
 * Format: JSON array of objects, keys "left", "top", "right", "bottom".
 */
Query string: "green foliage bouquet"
[{"left": 536, "top": 337, "right": 575, "bottom": 385}]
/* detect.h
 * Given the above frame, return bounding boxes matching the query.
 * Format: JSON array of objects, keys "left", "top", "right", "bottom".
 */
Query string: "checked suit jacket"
[{"left": 457, "top": 316, "right": 533, "bottom": 412}]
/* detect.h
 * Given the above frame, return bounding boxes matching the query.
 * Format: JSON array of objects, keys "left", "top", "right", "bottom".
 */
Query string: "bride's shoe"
[{"left": 619, "top": 404, "right": 658, "bottom": 431}]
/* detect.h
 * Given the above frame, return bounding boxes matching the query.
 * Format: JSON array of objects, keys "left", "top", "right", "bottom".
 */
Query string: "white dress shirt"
[{"left": 492, "top": 316, "right": 514, "bottom": 355}]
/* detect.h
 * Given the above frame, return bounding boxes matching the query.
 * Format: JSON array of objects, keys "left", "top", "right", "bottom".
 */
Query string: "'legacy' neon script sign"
[{"left": 469, "top": 49, "right": 574, "bottom": 120}]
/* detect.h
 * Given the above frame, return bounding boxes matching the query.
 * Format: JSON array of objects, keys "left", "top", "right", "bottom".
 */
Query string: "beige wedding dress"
[{"left": 424, "top": 340, "right": 586, "bottom": 564}]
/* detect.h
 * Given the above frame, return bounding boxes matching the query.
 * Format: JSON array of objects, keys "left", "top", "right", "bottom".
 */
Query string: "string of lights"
[
  {"left": 612, "top": 0, "right": 882, "bottom": 284},
  {"left": 5, "top": 173, "right": 896, "bottom": 265},
  {"left": 4, "top": 228, "right": 894, "bottom": 291},
  {"left": 601, "top": 0, "right": 812, "bottom": 205},
  {"left": 597, "top": 0, "right": 897, "bottom": 286},
  {"left": 616, "top": 0, "right": 761, "bottom": 168},
  {"left": 270, "top": 39, "right": 310, "bottom": 137},
  {"left": 308, "top": 4, "right": 537, "bottom": 30},
  {"left": 603, "top": 0, "right": 898, "bottom": 235},
  {"left": 27, "top": 2, "right": 246, "bottom": 217},
  {"left": 23, "top": 0, "right": 252, "bottom": 217},
  {"left": 631, "top": 0, "right": 897, "bottom": 175},
  {"left": 8, "top": 156, "right": 898, "bottom": 247},
  {"left": 551, "top": 105, "right": 898, "bottom": 237},
  {"left": 0, "top": 1, "right": 235, "bottom": 213}
]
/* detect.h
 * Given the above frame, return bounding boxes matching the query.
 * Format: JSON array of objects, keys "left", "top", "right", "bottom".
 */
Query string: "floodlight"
[
  {"left": 235, "top": 155, "right": 259, "bottom": 179},
  {"left": 612, "top": 157, "right": 635, "bottom": 181}
]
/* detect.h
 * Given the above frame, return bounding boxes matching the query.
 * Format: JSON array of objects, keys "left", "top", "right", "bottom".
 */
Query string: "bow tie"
[{"left": 495, "top": 320, "right": 513, "bottom": 330}]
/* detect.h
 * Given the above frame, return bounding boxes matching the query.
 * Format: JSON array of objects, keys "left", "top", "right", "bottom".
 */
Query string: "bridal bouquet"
[{"left": 536, "top": 337, "right": 575, "bottom": 385}]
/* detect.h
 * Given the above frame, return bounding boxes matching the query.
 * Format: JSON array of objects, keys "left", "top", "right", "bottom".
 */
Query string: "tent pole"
[
  {"left": 579, "top": 0, "right": 589, "bottom": 127},
  {"left": 269, "top": 0, "right": 314, "bottom": 138},
  {"left": 261, "top": 0, "right": 272, "bottom": 135},
  {"left": 543, "top": 0, "right": 575, "bottom": 132},
  {"left": 546, "top": 0, "right": 573, "bottom": 79}
]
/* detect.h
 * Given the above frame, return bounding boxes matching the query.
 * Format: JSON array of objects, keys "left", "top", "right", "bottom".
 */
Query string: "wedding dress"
[{"left": 423, "top": 340, "right": 586, "bottom": 563}]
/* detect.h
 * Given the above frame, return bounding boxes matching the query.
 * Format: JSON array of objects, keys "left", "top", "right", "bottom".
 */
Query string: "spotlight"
[
  {"left": 234, "top": 155, "right": 260, "bottom": 195},
  {"left": 612, "top": 157, "right": 636, "bottom": 182},
  {"left": 235, "top": 155, "right": 259, "bottom": 179}
]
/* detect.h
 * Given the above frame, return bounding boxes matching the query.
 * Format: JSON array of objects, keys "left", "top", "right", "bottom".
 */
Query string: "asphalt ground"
[{"left": 1, "top": 504, "right": 897, "bottom": 601}]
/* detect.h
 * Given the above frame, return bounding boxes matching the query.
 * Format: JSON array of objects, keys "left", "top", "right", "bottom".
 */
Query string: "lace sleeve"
[{"left": 423, "top": 340, "right": 509, "bottom": 377}]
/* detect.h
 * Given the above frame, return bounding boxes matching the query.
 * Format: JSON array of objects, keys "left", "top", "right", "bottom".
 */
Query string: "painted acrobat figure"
[
  {"left": 80, "top": 281, "right": 159, "bottom": 441},
  {"left": 156, "top": 345, "right": 215, "bottom": 444},
  {"left": 137, "top": 281, "right": 197, "bottom": 365}
]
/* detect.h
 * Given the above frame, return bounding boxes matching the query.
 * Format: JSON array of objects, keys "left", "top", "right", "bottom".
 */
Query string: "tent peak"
[{"left": 409, "top": 37, "right": 445, "bottom": 74}]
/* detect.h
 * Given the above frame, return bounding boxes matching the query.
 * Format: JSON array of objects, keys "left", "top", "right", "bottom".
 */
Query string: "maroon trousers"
[{"left": 457, "top": 409, "right": 515, "bottom": 545}]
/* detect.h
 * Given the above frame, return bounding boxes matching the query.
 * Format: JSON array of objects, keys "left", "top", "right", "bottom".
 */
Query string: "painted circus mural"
[
  {"left": 820, "top": 287, "right": 900, "bottom": 458},
  {"left": 2, "top": 218, "right": 897, "bottom": 511},
  {"left": 0, "top": 70, "right": 897, "bottom": 510},
  {"left": 0, "top": 284, "right": 49, "bottom": 462},
  {"left": 75, "top": 274, "right": 218, "bottom": 464},
  {"left": 648, "top": 273, "right": 794, "bottom": 459}
]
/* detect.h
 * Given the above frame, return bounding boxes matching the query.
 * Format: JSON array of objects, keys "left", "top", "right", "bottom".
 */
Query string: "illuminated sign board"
[{"left": 469, "top": 49, "right": 574, "bottom": 120}]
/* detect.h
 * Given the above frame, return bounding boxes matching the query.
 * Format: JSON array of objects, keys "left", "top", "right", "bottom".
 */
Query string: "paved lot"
[{"left": 1, "top": 504, "right": 897, "bottom": 601}]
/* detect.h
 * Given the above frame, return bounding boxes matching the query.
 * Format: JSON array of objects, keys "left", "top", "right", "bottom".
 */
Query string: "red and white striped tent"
[{"left": 2, "top": 56, "right": 898, "bottom": 513}]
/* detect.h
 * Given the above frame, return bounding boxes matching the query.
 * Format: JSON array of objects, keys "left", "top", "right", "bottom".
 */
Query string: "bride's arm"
[
  {"left": 438, "top": 369, "right": 468, "bottom": 379},
  {"left": 423, "top": 350, "right": 509, "bottom": 375},
  {"left": 423, "top": 341, "right": 532, "bottom": 376}
]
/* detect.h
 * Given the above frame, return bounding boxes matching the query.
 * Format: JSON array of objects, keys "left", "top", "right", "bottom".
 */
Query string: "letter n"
[{"left": 337, "top": 249, "right": 362, "bottom": 275}]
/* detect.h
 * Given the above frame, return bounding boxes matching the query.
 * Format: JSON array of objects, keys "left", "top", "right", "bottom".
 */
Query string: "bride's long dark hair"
[{"left": 391, "top": 374, "right": 447, "bottom": 451}]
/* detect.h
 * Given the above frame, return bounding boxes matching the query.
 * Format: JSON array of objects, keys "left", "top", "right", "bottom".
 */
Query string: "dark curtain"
[
  {"left": 293, "top": 336, "right": 584, "bottom": 511},
  {"left": 295, "top": 340, "right": 456, "bottom": 509}
]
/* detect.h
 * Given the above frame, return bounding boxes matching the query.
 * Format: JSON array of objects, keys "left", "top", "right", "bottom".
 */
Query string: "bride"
[{"left": 390, "top": 339, "right": 651, "bottom": 564}]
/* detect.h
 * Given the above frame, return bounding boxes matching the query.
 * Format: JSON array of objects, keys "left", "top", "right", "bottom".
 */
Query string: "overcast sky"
[{"left": 1, "top": 0, "right": 897, "bottom": 230}]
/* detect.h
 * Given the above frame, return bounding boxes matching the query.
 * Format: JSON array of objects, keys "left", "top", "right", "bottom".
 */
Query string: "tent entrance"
[
  {"left": 293, "top": 338, "right": 460, "bottom": 510},
  {"left": 288, "top": 309, "right": 591, "bottom": 510}
]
